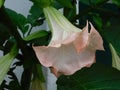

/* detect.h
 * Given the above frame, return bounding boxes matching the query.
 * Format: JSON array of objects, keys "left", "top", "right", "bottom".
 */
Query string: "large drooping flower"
[{"left": 33, "top": 6, "right": 104, "bottom": 77}]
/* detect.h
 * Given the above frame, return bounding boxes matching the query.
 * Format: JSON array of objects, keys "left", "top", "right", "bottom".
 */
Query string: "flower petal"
[
  {"left": 88, "top": 23, "right": 104, "bottom": 50},
  {"left": 74, "top": 22, "right": 104, "bottom": 53},
  {"left": 74, "top": 22, "right": 89, "bottom": 53},
  {"left": 43, "top": 6, "right": 81, "bottom": 47},
  {"left": 33, "top": 42, "right": 95, "bottom": 77},
  {"left": 33, "top": 6, "right": 104, "bottom": 77},
  {"left": 33, "top": 23, "right": 104, "bottom": 77}
]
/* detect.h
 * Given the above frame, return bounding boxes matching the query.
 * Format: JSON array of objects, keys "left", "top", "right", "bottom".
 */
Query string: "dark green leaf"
[
  {"left": 56, "top": 0, "right": 73, "bottom": 8},
  {"left": 29, "top": 0, "right": 54, "bottom": 8},
  {"left": 23, "top": 30, "right": 48, "bottom": 41},
  {"left": 9, "top": 81, "right": 21, "bottom": 90},
  {"left": 5, "top": 8, "right": 29, "bottom": 34},
  {"left": 27, "top": 4, "right": 44, "bottom": 26},
  {"left": 0, "top": 23, "right": 10, "bottom": 45},
  {"left": 5, "top": 8, "right": 18, "bottom": 25},
  {"left": 33, "top": 32, "right": 51, "bottom": 46},
  {"left": 28, "top": 4, "right": 43, "bottom": 20},
  {"left": 102, "top": 18, "right": 120, "bottom": 54},
  {"left": 112, "top": 0, "right": 120, "bottom": 7},
  {"left": 63, "top": 4, "right": 76, "bottom": 21},
  {"left": 80, "top": 0, "right": 103, "bottom": 5},
  {"left": 17, "top": 14, "right": 29, "bottom": 34},
  {"left": 57, "top": 63, "right": 120, "bottom": 90},
  {"left": 4, "top": 38, "right": 16, "bottom": 54},
  {"left": 7, "top": 70, "right": 21, "bottom": 90},
  {"left": 53, "top": 1, "right": 63, "bottom": 9},
  {"left": 92, "top": 13, "right": 102, "bottom": 29},
  {"left": 79, "top": 0, "right": 91, "bottom": 5}
]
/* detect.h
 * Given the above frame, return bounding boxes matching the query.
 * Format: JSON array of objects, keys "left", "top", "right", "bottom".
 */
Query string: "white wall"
[
  {"left": 4, "top": 0, "right": 57, "bottom": 90},
  {"left": 5, "top": 0, "right": 32, "bottom": 17}
]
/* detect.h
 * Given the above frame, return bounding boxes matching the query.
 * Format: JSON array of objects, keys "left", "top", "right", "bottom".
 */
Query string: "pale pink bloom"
[{"left": 33, "top": 6, "right": 104, "bottom": 77}]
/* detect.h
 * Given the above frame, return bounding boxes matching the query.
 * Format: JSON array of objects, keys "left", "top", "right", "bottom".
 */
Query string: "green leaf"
[
  {"left": 0, "top": 44, "right": 18, "bottom": 85},
  {"left": 0, "top": 0, "right": 4, "bottom": 8},
  {"left": 57, "top": 63, "right": 120, "bottom": 90},
  {"left": 27, "top": 4, "right": 44, "bottom": 26},
  {"left": 80, "top": 0, "right": 102, "bottom": 5},
  {"left": 29, "top": 4, "right": 43, "bottom": 19},
  {"left": 102, "top": 18, "right": 120, "bottom": 54},
  {"left": 9, "top": 80, "right": 21, "bottom": 90},
  {"left": 5, "top": 8, "right": 18, "bottom": 25},
  {"left": 112, "top": 0, "right": 120, "bottom": 7},
  {"left": 17, "top": 14, "right": 29, "bottom": 34},
  {"left": 79, "top": 0, "right": 90, "bottom": 5},
  {"left": 56, "top": 0, "right": 73, "bottom": 8},
  {"left": 92, "top": 13, "right": 102, "bottom": 29},
  {"left": 23, "top": 30, "right": 48, "bottom": 41},
  {"left": 63, "top": 4, "right": 76, "bottom": 21},
  {"left": 5, "top": 8, "right": 29, "bottom": 34},
  {"left": 0, "top": 23, "right": 10, "bottom": 46},
  {"left": 29, "top": 0, "right": 54, "bottom": 8}
]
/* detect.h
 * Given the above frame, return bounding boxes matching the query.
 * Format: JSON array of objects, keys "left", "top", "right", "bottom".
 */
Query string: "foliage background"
[{"left": 0, "top": 0, "right": 120, "bottom": 90}]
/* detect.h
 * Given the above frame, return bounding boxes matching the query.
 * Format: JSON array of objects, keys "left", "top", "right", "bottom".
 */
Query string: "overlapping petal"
[
  {"left": 43, "top": 6, "right": 81, "bottom": 47},
  {"left": 33, "top": 6, "right": 104, "bottom": 77}
]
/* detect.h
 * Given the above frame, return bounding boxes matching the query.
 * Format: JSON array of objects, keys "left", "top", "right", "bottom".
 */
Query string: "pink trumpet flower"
[{"left": 33, "top": 6, "right": 104, "bottom": 77}]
